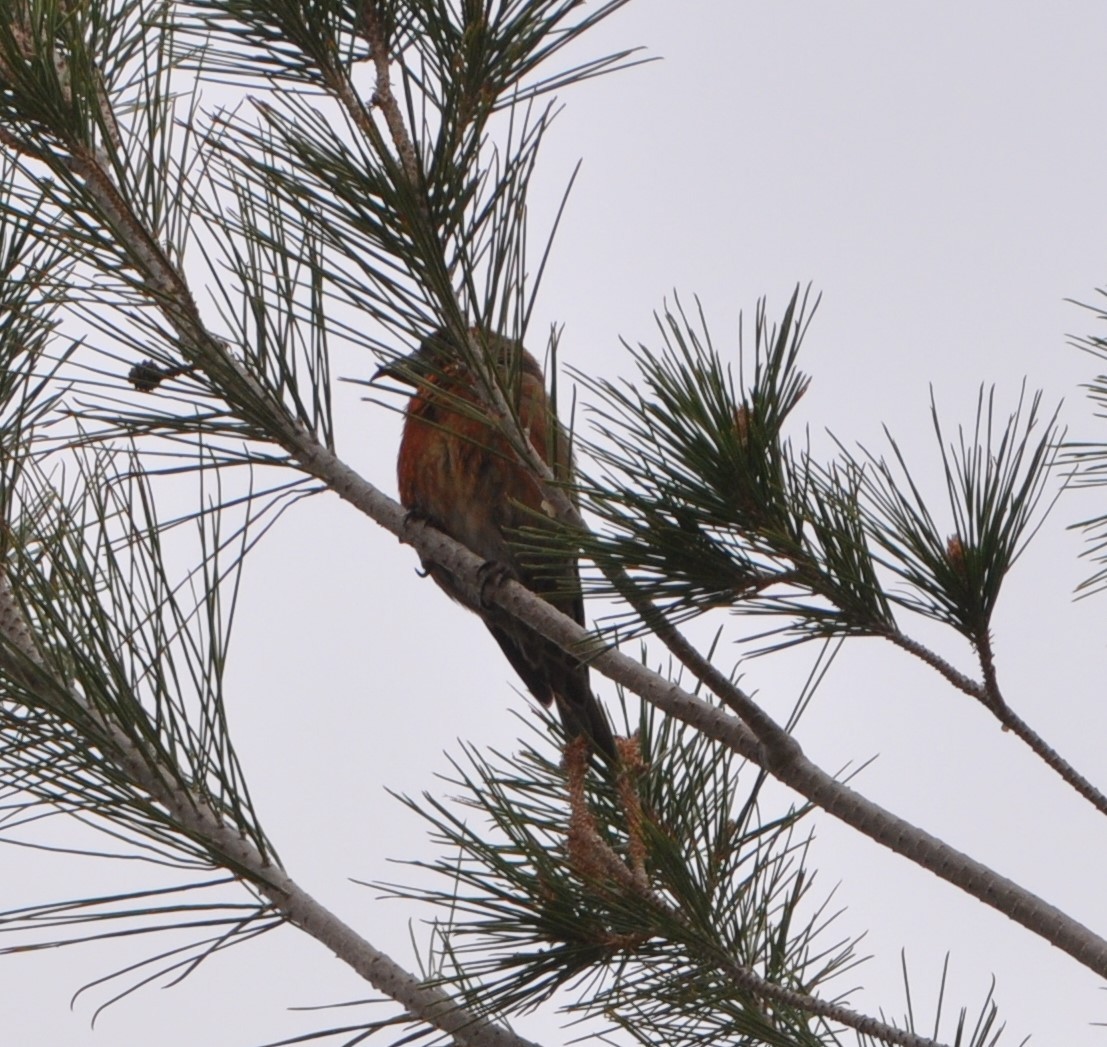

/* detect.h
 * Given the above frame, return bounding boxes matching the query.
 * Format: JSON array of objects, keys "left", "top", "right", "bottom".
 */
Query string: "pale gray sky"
[{"left": 8, "top": 3, "right": 1107, "bottom": 1044}]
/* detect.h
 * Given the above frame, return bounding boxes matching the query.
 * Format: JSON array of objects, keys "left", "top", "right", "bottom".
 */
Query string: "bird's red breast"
[{"left": 397, "top": 350, "right": 566, "bottom": 569}]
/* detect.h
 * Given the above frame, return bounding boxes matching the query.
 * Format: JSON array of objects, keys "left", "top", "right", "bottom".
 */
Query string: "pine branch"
[
  {"left": 0, "top": 551, "right": 541, "bottom": 1047},
  {"left": 0, "top": 4, "right": 634, "bottom": 1040},
  {"left": 385, "top": 713, "right": 951, "bottom": 1047},
  {"left": 275, "top": 430, "right": 1107, "bottom": 983},
  {"left": 305, "top": 277, "right": 1107, "bottom": 987},
  {"left": 0, "top": 3, "right": 1078, "bottom": 1042}
]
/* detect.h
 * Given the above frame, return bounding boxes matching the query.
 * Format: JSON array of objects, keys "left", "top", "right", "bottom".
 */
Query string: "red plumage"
[{"left": 386, "top": 327, "right": 616, "bottom": 760}]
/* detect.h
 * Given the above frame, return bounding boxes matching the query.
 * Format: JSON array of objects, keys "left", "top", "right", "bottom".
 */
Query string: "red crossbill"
[{"left": 380, "top": 326, "right": 616, "bottom": 760}]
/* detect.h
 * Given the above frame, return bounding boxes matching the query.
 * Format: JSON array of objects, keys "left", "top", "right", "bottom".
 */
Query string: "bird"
[{"left": 378, "top": 325, "right": 617, "bottom": 761}]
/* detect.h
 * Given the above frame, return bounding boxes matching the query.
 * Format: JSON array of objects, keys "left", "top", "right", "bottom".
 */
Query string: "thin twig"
[
  {"left": 886, "top": 630, "right": 986, "bottom": 700},
  {"left": 361, "top": 0, "right": 419, "bottom": 184},
  {"left": 974, "top": 628, "right": 1007, "bottom": 714},
  {"left": 894, "top": 627, "right": 1107, "bottom": 816}
]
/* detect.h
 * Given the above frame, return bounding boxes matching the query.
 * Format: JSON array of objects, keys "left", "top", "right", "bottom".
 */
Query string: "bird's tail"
[
  {"left": 486, "top": 620, "right": 618, "bottom": 762},
  {"left": 555, "top": 676, "right": 618, "bottom": 763}
]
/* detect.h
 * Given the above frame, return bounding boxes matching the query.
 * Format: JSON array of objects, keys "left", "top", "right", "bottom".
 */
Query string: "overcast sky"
[{"left": 8, "top": 3, "right": 1107, "bottom": 1045}]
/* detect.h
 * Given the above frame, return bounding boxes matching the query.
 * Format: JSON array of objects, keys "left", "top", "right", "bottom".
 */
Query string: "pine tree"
[{"left": 0, "top": 3, "right": 1103, "bottom": 1045}]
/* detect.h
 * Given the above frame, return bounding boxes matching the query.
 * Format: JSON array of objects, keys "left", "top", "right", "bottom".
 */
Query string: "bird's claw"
[
  {"left": 401, "top": 510, "right": 438, "bottom": 578},
  {"left": 477, "top": 559, "right": 514, "bottom": 609}
]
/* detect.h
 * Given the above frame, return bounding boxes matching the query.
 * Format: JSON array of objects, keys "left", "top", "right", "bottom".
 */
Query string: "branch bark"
[
  {"left": 0, "top": 569, "right": 542, "bottom": 1047},
  {"left": 287, "top": 438, "right": 1107, "bottom": 982}
]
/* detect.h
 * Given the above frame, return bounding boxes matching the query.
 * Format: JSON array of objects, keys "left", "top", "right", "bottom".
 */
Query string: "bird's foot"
[
  {"left": 476, "top": 559, "right": 515, "bottom": 609},
  {"left": 402, "top": 507, "right": 433, "bottom": 529}
]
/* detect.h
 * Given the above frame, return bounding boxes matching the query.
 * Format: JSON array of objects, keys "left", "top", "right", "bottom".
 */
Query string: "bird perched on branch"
[{"left": 378, "top": 326, "right": 616, "bottom": 761}]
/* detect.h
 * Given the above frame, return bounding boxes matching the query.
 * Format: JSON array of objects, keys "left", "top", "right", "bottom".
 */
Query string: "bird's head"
[
  {"left": 373, "top": 326, "right": 534, "bottom": 387},
  {"left": 373, "top": 327, "right": 456, "bottom": 387}
]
